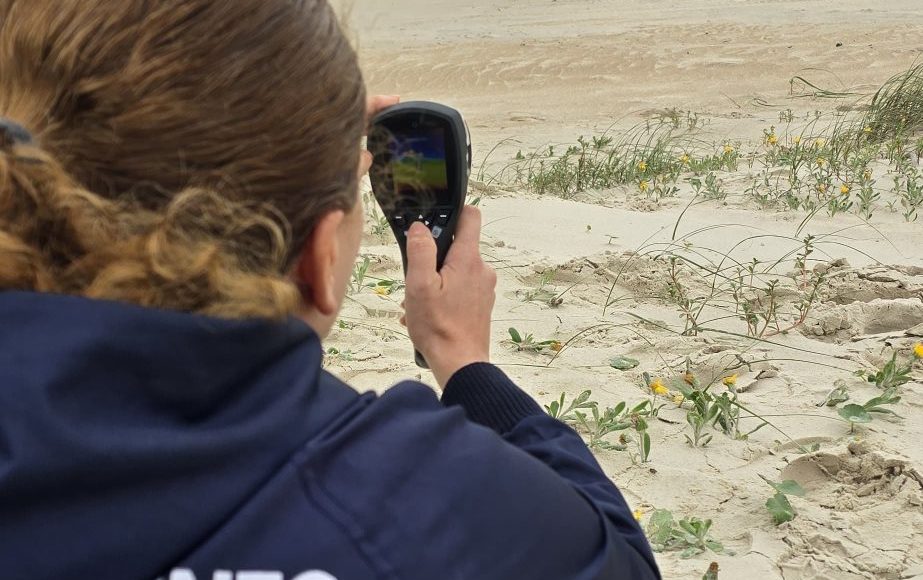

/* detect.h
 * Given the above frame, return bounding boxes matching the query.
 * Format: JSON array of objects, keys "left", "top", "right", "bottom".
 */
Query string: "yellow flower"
[
  {"left": 863, "top": 125, "right": 873, "bottom": 134},
  {"left": 672, "top": 393, "right": 685, "bottom": 405},
  {"left": 722, "top": 374, "right": 738, "bottom": 388},
  {"left": 766, "top": 133, "right": 778, "bottom": 146},
  {"left": 373, "top": 285, "right": 390, "bottom": 296},
  {"left": 816, "top": 183, "right": 828, "bottom": 194},
  {"left": 816, "top": 157, "right": 827, "bottom": 167},
  {"left": 840, "top": 184, "right": 851, "bottom": 195},
  {"left": 792, "top": 135, "right": 802, "bottom": 145},
  {"left": 650, "top": 378, "right": 669, "bottom": 396},
  {"left": 637, "top": 161, "right": 648, "bottom": 172},
  {"left": 723, "top": 144, "right": 735, "bottom": 155},
  {"left": 639, "top": 180, "right": 650, "bottom": 193},
  {"left": 914, "top": 343, "right": 923, "bottom": 358},
  {"left": 549, "top": 341, "right": 563, "bottom": 352},
  {"left": 679, "top": 153, "right": 691, "bottom": 165},
  {"left": 814, "top": 138, "right": 826, "bottom": 148},
  {"left": 633, "top": 509, "right": 644, "bottom": 522}
]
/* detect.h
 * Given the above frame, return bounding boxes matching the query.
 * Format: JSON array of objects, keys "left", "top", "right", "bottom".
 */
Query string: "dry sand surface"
[{"left": 329, "top": 1, "right": 923, "bottom": 578}]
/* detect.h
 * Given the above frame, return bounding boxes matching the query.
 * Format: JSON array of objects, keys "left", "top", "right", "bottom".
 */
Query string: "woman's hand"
[
  {"left": 358, "top": 95, "right": 400, "bottom": 176},
  {"left": 402, "top": 206, "right": 497, "bottom": 388}
]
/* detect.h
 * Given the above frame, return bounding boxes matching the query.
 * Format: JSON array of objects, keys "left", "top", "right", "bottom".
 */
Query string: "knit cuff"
[{"left": 440, "top": 363, "right": 544, "bottom": 434}]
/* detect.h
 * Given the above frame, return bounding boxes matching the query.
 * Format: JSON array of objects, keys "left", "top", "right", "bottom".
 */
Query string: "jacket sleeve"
[
  {"left": 299, "top": 365, "right": 660, "bottom": 580},
  {"left": 442, "top": 363, "right": 660, "bottom": 579}
]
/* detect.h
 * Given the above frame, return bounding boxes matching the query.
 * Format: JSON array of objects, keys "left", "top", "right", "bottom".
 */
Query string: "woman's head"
[{"left": 0, "top": 0, "right": 367, "bottom": 324}]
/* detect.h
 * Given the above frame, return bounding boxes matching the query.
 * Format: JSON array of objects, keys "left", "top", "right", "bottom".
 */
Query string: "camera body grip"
[{"left": 367, "top": 102, "right": 471, "bottom": 369}]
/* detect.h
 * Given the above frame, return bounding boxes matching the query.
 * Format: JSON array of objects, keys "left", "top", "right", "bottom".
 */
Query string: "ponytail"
[{"left": 0, "top": 119, "right": 301, "bottom": 319}]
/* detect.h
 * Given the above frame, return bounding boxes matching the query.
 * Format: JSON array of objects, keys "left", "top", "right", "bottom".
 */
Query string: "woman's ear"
[{"left": 295, "top": 209, "right": 346, "bottom": 316}]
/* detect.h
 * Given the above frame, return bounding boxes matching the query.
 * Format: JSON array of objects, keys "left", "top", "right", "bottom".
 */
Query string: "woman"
[{"left": 0, "top": 1, "right": 660, "bottom": 579}]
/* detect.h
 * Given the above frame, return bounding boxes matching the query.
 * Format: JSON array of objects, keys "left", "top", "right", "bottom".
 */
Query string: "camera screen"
[{"left": 388, "top": 127, "right": 450, "bottom": 204}]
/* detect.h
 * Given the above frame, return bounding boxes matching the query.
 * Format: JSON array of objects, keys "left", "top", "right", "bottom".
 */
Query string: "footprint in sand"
[{"left": 776, "top": 442, "right": 923, "bottom": 580}]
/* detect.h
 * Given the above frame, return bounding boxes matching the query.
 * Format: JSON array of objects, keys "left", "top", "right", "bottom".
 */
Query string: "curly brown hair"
[{"left": 0, "top": 0, "right": 366, "bottom": 318}]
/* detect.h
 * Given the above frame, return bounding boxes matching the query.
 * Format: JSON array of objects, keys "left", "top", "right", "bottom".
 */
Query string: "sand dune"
[
  {"left": 340, "top": 0, "right": 923, "bottom": 152},
  {"left": 331, "top": 1, "right": 923, "bottom": 578}
]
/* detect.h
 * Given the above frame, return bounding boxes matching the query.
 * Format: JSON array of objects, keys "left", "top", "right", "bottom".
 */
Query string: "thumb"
[{"left": 405, "top": 221, "right": 438, "bottom": 286}]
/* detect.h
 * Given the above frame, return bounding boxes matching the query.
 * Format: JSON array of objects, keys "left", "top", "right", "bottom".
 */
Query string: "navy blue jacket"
[{"left": 0, "top": 291, "right": 660, "bottom": 580}]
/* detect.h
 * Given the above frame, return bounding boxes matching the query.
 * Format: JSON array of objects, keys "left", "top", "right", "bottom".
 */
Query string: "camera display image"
[{"left": 389, "top": 127, "right": 450, "bottom": 202}]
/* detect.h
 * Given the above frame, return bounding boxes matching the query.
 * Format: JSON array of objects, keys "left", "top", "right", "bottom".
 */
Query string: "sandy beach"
[{"left": 330, "top": 1, "right": 923, "bottom": 578}]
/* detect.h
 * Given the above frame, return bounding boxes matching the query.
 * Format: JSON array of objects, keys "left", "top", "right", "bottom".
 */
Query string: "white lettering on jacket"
[{"left": 162, "top": 570, "right": 337, "bottom": 580}]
